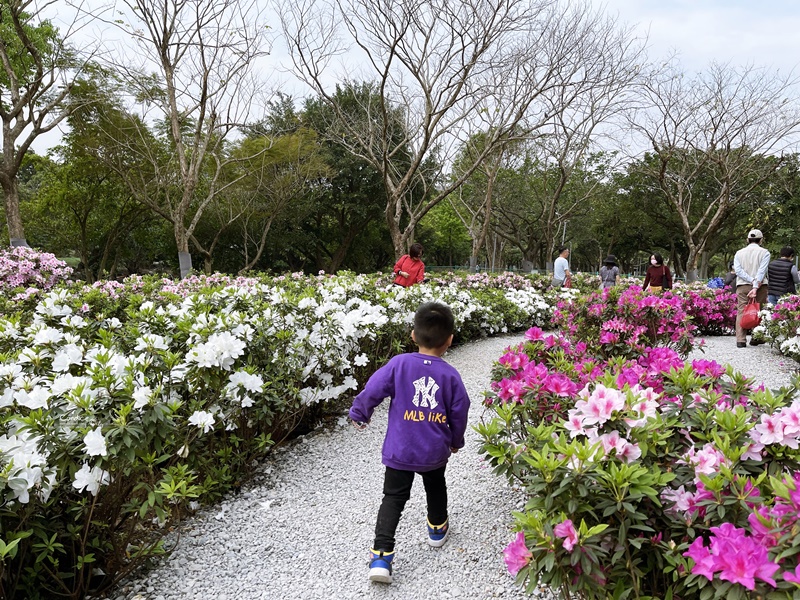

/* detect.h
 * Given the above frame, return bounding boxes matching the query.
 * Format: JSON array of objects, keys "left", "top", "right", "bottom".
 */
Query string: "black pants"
[{"left": 373, "top": 465, "right": 448, "bottom": 551}]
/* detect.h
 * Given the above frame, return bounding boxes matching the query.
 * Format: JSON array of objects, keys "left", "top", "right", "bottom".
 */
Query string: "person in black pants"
[
  {"left": 767, "top": 246, "right": 799, "bottom": 305},
  {"left": 349, "top": 302, "right": 471, "bottom": 584}
]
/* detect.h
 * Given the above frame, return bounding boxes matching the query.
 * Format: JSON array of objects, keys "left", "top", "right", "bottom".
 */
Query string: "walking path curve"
[{"left": 108, "top": 335, "right": 797, "bottom": 600}]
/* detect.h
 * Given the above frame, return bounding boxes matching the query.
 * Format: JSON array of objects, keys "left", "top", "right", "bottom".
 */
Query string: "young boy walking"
[{"left": 349, "top": 302, "right": 470, "bottom": 584}]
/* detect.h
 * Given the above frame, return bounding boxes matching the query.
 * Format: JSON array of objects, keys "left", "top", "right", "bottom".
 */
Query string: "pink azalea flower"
[
  {"left": 754, "top": 414, "right": 785, "bottom": 445},
  {"left": 783, "top": 564, "right": 800, "bottom": 584},
  {"left": 617, "top": 441, "right": 642, "bottom": 462},
  {"left": 684, "top": 525, "right": 780, "bottom": 591},
  {"left": 691, "top": 359, "right": 726, "bottom": 378},
  {"left": 543, "top": 373, "right": 578, "bottom": 397},
  {"left": 661, "top": 485, "right": 694, "bottom": 513},
  {"left": 524, "top": 327, "right": 544, "bottom": 341},
  {"left": 564, "top": 411, "right": 587, "bottom": 438},
  {"left": 554, "top": 519, "right": 579, "bottom": 552},
  {"left": 599, "top": 331, "right": 620, "bottom": 344},
  {"left": 741, "top": 442, "right": 764, "bottom": 461},
  {"left": 503, "top": 531, "right": 532, "bottom": 575},
  {"left": 498, "top": 350, "right": 530, "bottom": 371}
]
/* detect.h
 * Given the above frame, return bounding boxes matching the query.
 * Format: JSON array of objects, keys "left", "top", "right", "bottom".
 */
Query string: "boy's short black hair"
[
  {"left": 780, "top": 246, "right": 796, "bottom": 258},
  {"left": 413, "top": 302, "right": 454, "bottom": 349}
]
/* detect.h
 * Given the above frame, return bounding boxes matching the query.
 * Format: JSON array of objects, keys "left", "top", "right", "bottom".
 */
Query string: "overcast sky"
[
  {"left": 31, "top": 0, "right": 800, "bottom": 153},
  {"left": 594, "top": 0, "right": 800, "bottom": 75}
]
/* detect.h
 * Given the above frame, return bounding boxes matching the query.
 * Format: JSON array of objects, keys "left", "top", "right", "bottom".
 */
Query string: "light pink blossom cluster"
[
  {"left": 749, "top": 399, "right": 800, "bottom": 449},
  {"left": 0, "top": 247, "right": 72, "bottom": 291},
  {"left": 158, "top": 274, "right": 261, "bottom": 297},
  {"left": 562, "top": 384, "right": 649, "bottom": 462},
  {"left": 678, "top": 442, "right": 729, "bottom": 479}
]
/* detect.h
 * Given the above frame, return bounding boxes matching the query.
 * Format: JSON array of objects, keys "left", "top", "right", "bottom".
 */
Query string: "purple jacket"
[{"left": 349, "top": 353, "right": 470, "bottom": 472}]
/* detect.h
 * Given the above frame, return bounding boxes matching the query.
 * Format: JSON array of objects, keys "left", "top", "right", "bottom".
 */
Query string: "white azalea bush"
[
  {"left": 751, "top": 295, "right": 800, "bottom": 365},
  {"left": 0, "top": 270, "right": 553, "bottom": 599}
]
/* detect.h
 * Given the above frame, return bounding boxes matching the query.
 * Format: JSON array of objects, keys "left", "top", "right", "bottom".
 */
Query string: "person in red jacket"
[
  {"left": 642, "top": 253, "right": 673, "bottom": 292},
  {"left": 393, "top": 243, "right": 425, "bottom": 287}
]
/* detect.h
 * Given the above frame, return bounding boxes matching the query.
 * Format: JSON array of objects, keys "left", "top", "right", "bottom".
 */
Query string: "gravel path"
[{"left": 109, "top": 334, "right": 798, "bottom": 600}]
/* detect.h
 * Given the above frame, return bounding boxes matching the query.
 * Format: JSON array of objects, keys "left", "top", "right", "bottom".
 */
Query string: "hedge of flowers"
[
  {"left": 753, "top": 295, "right": 800, "bottom": 365},
  {"left": 0, "top": 264, "right": 558, "bottom": 599},
  {"left": 480, "top": 304, "right": 800, "bottom": 598},
  {"left": 0, "top": 248, "right": 760, "bottom": 599}
]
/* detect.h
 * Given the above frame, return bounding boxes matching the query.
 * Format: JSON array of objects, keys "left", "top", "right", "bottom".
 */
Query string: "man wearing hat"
[{"left": 732, "top": 229, "right": 771, "bottom": 348}]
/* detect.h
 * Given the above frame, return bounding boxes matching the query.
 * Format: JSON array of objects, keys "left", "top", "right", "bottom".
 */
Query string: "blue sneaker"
[
  {"left": 427, "top": 517, "right": 449, "bottom": 547},
  {"left": 368, "top": 549, "right": 395, "bottom": 583}
]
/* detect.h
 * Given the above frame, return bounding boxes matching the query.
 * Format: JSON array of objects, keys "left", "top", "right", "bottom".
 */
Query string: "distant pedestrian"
[
  {"left": 723, "top": 262, "right": 737, "bottom": 291},
  {"left": 393, "top": 243, "right": 425, "bottom": 287},
  {"left": 599, "top": 255, "right": 620, "bottom": 289},
  {"left": 551, "top": 246, "right": 571, "bottom": 288},
  {"left": 349, "top": 302, "right": 470, "bottom": 584},
  {"left": 642, "top": 253, "right": 672, "bottom": 293},
  {"left": 733, "top": 228, "right": 770, "bottom": 347},
  {"left": 767, "top": 246, "right": 799, "bottom": 305}
]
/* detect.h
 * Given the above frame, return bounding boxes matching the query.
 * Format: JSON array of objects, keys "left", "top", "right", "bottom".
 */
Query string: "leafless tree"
[
  {"left": 0, "top": 0, "right": 97, "bottom": 246},
  {"left": 628, "top": 59, "right": 800, "bottom": 281},
  {"left": 279, "top": 0, "right": 643, "bottom": 259},
  {"left": 449, "top": 134, "right": 516, "bottom": 271},
  {"left": 101, "top": 0, "right": 272, "bottom": 277}
]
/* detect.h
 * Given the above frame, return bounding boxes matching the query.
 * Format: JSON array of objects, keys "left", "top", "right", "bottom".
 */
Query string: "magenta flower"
[
  {"left": 524, "top": 327, "right": 544, "bottom": 341},
  {"left": 783, "top": 564, "right": 800, "bottom": 584},
  {"left": 554, "top": 519, "right": 579, "bottom": 551},
  {"left": 503, "top": 531, "right": 532, "bottom": 575},
  {"left": 543, "top": 373, "right": 578, "bottom": 397},
  {"left": 684, "top": 524, "right": 779, "bottom": 591}
]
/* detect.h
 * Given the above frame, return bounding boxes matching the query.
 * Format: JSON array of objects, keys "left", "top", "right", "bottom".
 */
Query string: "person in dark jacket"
[
  {"left": 723, "top": 262, "right": 737, "bottom": 291},
  {"left": 643, "top": 253, "right": 672, "bottom": 292},
  {"left": 767, "top": 246, "right": 799, "bottom": 305}
]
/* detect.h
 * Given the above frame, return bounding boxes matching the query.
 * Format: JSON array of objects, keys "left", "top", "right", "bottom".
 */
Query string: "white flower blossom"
[
  {"left": 52, "top": 344, "right": 83, "bottom": 372},
  {"left": 83, "top": 427, "right": 108, "bottom": 457},
  {"left": 72, "top": 463, "right": 110, "bottom": 496},
  {"left": 188, "top": 410, "right": 216, "bottom": 433},
  {"left": 14, "top": 386, "right": 50, "bottom": 410},
  {"left": 228, "top": 370, "right": 263, "bottom": 393},
  {"left": 132, "top": 386, "right": 153, "bottom": 410}
]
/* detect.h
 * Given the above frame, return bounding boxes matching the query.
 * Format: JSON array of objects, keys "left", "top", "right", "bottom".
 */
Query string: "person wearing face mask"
[{"left": 642, "top": 253, "right": 672, "bottom": 293}]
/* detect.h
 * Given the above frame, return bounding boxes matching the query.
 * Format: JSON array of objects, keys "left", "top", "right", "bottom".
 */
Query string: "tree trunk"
[
  {"left": 174, "top": 220, "right": 193, "bottom": 278},
  {"left": 699, "top": 251, "right": 710, "bottom": 280},
  {"left": 1, "top": 178, "right": 28, "bottom": 247},
  {"left": 685, "top": 247, "right": 700, "bottom": 283}
]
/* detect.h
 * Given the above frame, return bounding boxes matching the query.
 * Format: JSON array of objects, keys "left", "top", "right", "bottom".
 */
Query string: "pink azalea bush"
[
  {"left": 481, "top": 327, "right": 800, "bottom": 599},
  {"left": 0, "top": 247, "right": 72, "bottom": 295},
  {"left": 552, "top": 285, "right": 697, "bottom": 358},
  {"left": 672, "top": 286, "right": 737, "bottom": 335}
]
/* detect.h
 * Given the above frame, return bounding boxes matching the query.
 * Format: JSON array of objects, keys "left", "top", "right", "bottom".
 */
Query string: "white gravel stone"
[{"left": 108, "top": 334, "right": 797, "bottom": 600}]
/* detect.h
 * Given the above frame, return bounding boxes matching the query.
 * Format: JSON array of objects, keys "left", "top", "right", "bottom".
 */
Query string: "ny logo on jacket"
[{"left": 411, "top": 376, "right": 439, "bottom": 410}]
